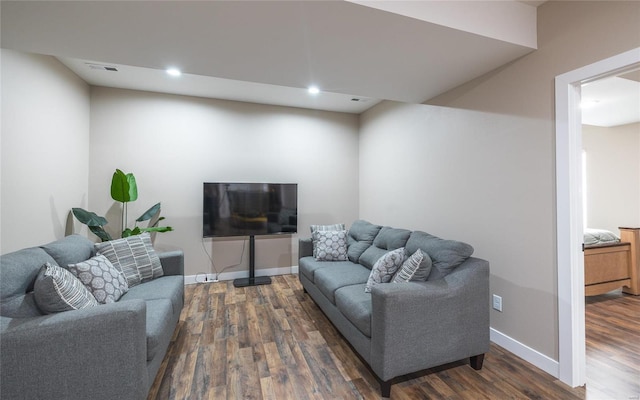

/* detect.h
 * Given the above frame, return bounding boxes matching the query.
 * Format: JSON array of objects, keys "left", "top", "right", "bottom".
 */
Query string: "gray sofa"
[
  {"left": 0, "top": 234, "right": 184, "bottom": 400},
  {"left": 299, "top": 220, "right": 490, "bottom": 397}
]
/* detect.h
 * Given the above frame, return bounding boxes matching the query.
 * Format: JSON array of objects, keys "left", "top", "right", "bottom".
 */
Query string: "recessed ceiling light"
[
  {"left": 166, "top": 68, "right": 182, "bottom": 77},
  {"left": 308, "top": 86, "right": 320, "bottom": 95}
]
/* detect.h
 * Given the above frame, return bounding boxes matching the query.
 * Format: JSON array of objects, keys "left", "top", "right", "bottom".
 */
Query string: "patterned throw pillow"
[
  {"left": 95, "top": 232, "right": 163, "bottom": 287},
  {"left": 311, "top": 223, "right": 346, "bottom": 258},
  {"left": 34, "top": 262, "right": 98, "bottom": 314},
  {"left": 68, "top": 254, "right": 129, "bottom": 304},
  {"left": 313, "top": 229, "right": 348, "bottom": 261},
  {"left": 392, "top": 249, "right": 428, "bottom": 283},
  {"left": 365, "top": 247, "right": 405, "bottom": 293}
]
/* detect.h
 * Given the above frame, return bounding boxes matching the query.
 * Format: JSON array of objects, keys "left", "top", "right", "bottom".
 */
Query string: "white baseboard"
[
  {"left": 490, "top": 327, "right": 559, "bottom": 378},
  {"left": 185, "top": 265, "right": 299, "bottom": 285}
]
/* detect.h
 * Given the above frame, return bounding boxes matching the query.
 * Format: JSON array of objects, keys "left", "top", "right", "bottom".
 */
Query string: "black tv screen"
[{"left": 203, "top": 183, "right": 298, "bottom": 238}]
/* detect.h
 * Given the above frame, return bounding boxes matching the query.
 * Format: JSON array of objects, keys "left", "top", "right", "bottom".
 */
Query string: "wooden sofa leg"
[
  {"left": 470, "top": 354, "right": 485, "bottom": 370},
  {"left": 380, "top": 380, "right": 391, "bottom": 398}
]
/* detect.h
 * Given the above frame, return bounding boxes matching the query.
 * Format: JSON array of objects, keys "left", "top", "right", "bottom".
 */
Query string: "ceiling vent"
[
  {"left": 86, "top": 63, "right": 118, "bottom": 72},
  {"left": 351, "top": 98, "right": 369, "bottom": 102}
]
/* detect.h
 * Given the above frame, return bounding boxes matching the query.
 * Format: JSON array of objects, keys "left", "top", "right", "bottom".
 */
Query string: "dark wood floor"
[
  {"left": 148, "top": 275, "right": 639, "bottom": 399},
  {"left": 585, "top": 289, "right": 640, "bottom": 400}
]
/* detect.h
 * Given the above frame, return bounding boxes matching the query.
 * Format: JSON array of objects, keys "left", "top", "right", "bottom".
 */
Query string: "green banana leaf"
[
  {"left": 72, "top": 208, "right": 108, "bottom": 227},
  {"left": 136, "top": 202, "right": 161, "bottom": 222},
  {"left": 111, "top": 169, "right": 138, "bottom": 203},
  {"left": 140, "top": 226, "right": 173, "bottom": 233},
  {"left": 89, "top": 226, "right": 113, "bottom": 242}
]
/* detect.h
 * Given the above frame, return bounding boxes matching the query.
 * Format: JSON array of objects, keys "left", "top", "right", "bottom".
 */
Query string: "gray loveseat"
[
  {"left": 0, "top": 234, "right": 184, "bottom": 400},
  {"left": 299, "top": 220, "right": 490, "bottom": 397}
]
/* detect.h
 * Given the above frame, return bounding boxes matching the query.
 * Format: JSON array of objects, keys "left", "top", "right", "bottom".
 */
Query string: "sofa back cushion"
[
  {"left": 1, "top": 235, "right": 97, "bottom": 318},
  {"left": 346, "top": 220, "right": 382, "bottom": 263},
  {"left": 405, "top": 231, "right": 474, "bottom": 280},
  {"left": 358, "top": 227, "right": 411, "bottom": 269},
  {"left": 0, "top": 247, "right": 56, "bottom": 317},
  {"left": 40, "top": 234, "right": 95, "bottom": 267}
]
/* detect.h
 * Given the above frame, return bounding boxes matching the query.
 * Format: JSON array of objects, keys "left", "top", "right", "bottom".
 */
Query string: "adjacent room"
[{"left": 1, "top": 1, "right": 639, "bottom": 399}]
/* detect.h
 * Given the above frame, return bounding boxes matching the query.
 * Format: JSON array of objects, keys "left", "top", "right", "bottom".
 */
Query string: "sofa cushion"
[
  {"left": 359, "top": 227, "right": 411, "bottom": 269},
  {"left": 346, "top": 220, "right": 382, "bottom": 263},
  {"left": 34, "top": 263, "right": 98, "bottom": 313},
  {"left": 68, "top": 255, "right": 129, "bottom": 304},
  {"left": 95, "top": 233, "right": 163, "bottom": 287},
  {"left": 314, "top": 264, "right": 371, "bottom": 304},
  {"left": 406, "top": 231, "right": 474, "bottom": 280},
  {"left": 365, "top": 248, "right": 405, "bottom": 293},
  {"left": 0, "top": 247, "right": 58, "bottom": 318},
  {"left": 312, "top": 230, "right": 348, "bottom": 261},
  {"left": 335, "top": 284, "right": 372, "bottom": 337},
  {"left": 392, "top": 249, "right": 431, "bottom": 283},
  {"left": 144, "top": 298, "right": 174, "bottom": 361},
  {"left": 120, "top": 275, "right": 184, "bottom": 316},
  {"left": 299, "top": 256, "right": 355, "bottom": 284},
  {"left": 41, "top": 234, "right": 95, "bottom": 268}
]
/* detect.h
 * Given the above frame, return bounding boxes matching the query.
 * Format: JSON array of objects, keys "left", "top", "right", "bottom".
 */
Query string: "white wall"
[
  {"left": 88, "top": 87, "right": 359, "bottom": 277},
  {"left": 1, "top": 49, "right": 90, "bottom": 253},
  {"left": 360, "top": 100, "right": 556, "bottom": 357},
  {"left": 583, "top": 123, "right": 640, "bottom": 233}
]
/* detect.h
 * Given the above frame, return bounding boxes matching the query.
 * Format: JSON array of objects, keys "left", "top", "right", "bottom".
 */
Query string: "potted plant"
[{"left": 72, "top": 169, "right": 173, "bottom": 241}]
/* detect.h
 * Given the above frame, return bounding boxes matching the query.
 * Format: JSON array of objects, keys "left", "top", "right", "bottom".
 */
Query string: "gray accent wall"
[
  {"left": 359, "top": 100, "right": 557, "bottom": 358},
  {"left": 411, "top": 0, "right": 639, "bottom": 361}
]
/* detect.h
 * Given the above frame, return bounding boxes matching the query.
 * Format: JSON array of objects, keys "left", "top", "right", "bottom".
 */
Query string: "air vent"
[
  {"left": 86, "top": 63, "right": 118, "bottom": 72},
  {"left": 351, "top": 98, "right": 369, "bottom": 102}
]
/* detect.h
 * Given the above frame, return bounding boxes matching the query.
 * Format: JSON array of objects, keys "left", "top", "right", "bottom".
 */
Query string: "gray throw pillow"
[
  {"left": 409, "top": 249, "right": 433, "bottom": 282},
  {"left": 68, "top": 254, "right": 129, "bottom": 304},
  {"left": 365, "top": 247, "right": 405, "bottom": 293},
  {"left": 95, "top": 232, "right": 163, "bottom": 287},
  {"left": 310, "top": 223, "right": 345, "bottom": 234},
  {"left": 311, "top": 223, "right": 346, "bottom": 258},
  {"left": 392, "top": 249, "right": 431, "bottom": 283},
  {"left": 313, "top": 230, "right": 348, "bottom": 261},
  {"left": 34, "top": 262, "right": 98, "bottom": 314}
]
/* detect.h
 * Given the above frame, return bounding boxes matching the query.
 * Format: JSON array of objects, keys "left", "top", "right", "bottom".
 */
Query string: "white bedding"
[{"left": 584, "top": 228, "right": 620, "bottom": 246}]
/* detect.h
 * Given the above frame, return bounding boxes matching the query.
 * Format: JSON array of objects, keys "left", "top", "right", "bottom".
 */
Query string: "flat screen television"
[{"left": 203, "top": 182, "right": 298, "bottom": 238}]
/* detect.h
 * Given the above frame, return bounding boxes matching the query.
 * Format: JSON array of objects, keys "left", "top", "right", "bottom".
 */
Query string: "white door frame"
[{"left": 555, "top": 47, "right": 640, "bottom": 387}]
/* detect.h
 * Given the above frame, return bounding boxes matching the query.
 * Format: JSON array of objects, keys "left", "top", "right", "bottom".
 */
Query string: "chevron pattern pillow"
[
  {"left": 34, "top": 262, "right": 98, "bottom": 314},
  {"left": 95, "top": 232, "right": 163, "bottom": 287}
]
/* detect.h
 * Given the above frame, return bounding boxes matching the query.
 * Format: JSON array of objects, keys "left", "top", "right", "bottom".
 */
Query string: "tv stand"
[{"left": 233, "top": 235, "right": 272, "bottom": 287}]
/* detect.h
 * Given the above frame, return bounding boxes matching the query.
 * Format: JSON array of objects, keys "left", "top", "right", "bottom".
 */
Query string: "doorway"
[{"left": 555, "top": 47, "right": 640, "bottom": 387}]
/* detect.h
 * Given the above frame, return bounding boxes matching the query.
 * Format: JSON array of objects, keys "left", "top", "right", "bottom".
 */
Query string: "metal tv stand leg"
[{"left": 233, "top": 235, "right": 272, "bottom": 287}]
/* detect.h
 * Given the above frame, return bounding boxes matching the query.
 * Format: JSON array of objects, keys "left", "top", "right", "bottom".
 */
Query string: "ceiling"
[
  {"left": 1, "top": 0, "right": 542, "bottom": 114},
  {"left": 2, "top": 1, "right": 636, "bottom": 124},
  {"left": 581, "top": 70, "right": 640, "bottom": 127}
]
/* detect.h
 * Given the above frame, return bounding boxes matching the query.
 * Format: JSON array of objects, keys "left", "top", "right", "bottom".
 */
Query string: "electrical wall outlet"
[{"left": 492, "top": 294, "right": 503, "bottom": 312}]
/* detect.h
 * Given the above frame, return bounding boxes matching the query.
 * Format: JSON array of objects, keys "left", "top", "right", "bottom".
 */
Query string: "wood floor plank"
[{"left": 149, "top": 276, "right": 639, "bottom": 400}]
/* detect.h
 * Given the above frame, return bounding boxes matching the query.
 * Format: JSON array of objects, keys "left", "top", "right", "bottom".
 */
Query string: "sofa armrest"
[
  {"left": 299, "top": 238, "right": 313, "bottom": 259},
  {"left": 1, "top": 300, "right": 149, "bottom": 400},
  {"left": 159, "top": 249, "right": 184, "bottom": 276},
  {"left": 369, "top": 257, "right": 490, "bottom": 381}
]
